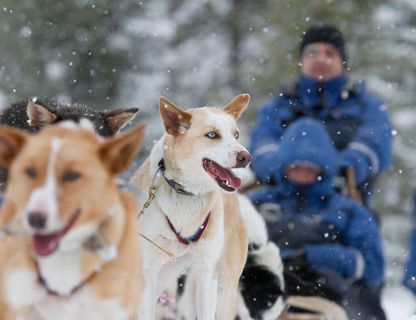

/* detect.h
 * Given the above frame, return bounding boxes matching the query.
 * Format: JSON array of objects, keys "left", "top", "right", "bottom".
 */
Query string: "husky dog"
[
  {"left": 237, "top": 195, "right": 286, "bottom": 320},
  {"left": 130, "top": 94, "right": 250, "bottom": 319}
]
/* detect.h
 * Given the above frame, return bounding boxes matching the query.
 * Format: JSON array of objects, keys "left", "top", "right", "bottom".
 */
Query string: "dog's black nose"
[
  {"left": 236, "top": 151, "right": 251, "bottom": 168},
  {"left": 28, "top": 212, "right": 47, "bottom": 229}
]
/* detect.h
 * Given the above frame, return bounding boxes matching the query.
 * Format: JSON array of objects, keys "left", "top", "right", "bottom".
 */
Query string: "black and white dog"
[
  {"left": 238, "top": 196, "right": 347, "bottom": 320},
  {"left": 237, "top": 195, "right": 286, "bottom": 320},
  {"left": 0, "top": 98, "right": 139, "bottom": 190}
]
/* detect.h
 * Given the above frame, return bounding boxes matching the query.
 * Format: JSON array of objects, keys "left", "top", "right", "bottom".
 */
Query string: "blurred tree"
[
  {"left": 0, "top": 0, "right": 415, "bottom": 216},
  {"left": 0, "top": 0, "right": 143, "bottom": 108},
  {"left": 369, "top": 0, "right": 416, "bottom": 214}
]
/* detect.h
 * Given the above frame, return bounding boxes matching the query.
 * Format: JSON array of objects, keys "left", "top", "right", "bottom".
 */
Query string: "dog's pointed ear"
[
  {"left": 99, "top": 123, "right": 146, "bottom": 174},
  {"left": 0, "top": 126, "right": 27, "bottom": 167},
  {"left": 27, "top": 100, "right": 57, "bottom": 127},
  {"left": 101, "top": 108, "right": 139, "bottom": 133},
  {"left": 159, "top": 97, "right": 192, "bottom": 136},
  {"left": 223, "top": 94, "right": 250, "bottom": 120}
]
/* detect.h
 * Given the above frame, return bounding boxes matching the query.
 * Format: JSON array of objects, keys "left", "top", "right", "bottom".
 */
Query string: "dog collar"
[
  {"left": 36, "top": 264, "right": 96, "bottom": 297},
  {"left": 158, "top": 159, "right": 194, "bottom": 196},
  {"left": 166, "top": 213, "right": 211, "bottom": 245}
]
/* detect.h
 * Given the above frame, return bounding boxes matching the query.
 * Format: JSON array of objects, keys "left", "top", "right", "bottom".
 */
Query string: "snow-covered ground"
[
  {"left": 381, "top": 214, "right": 416, "bottom": 319},
  {"left": 383, "top": 287, "right": 415, "bottom": 319}
]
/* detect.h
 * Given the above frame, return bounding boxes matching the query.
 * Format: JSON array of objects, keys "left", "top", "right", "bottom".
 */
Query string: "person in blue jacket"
[
  {"left": 250, "top": 117, "right": 386, "bottom": 319},
  {"left": 403, "top": 190, "right": 416, "bottom": 297},
  {"left": 250, "top": 25, "right": 393, "bottom": 206}
]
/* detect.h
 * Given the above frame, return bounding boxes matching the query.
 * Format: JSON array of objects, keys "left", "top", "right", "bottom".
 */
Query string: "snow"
[
  {"left": 382, "top": 214, "right": 416, "bottom": 318},
  {"left": 0, "top": 0, "right": 416, "bottom": 316},
  {"left": 383, "top": 286, "right": 415, "bottom": 319}
]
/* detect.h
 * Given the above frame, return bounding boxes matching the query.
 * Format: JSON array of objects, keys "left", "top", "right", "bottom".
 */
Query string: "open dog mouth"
[
  {"left": 202, "top": 159, "right": 241, "bottom": 192},
  {"left": 31, "top": 210, "right": 81, "bottom": 257}
]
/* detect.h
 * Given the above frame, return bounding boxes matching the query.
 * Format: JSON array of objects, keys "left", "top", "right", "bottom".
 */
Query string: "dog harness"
[{"left": 166, "top": 213, "right": 211, "bottom": 245}]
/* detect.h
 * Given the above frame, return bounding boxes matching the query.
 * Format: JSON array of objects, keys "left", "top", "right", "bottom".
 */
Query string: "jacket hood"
[{"left": 275, "top": 117, "right": 338, "bottom": 198}]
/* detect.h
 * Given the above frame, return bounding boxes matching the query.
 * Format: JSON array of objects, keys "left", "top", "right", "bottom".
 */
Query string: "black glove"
[
  {"left": 268, "top": 217, "right": 343, "bottom": 250},
  {"left": 283, "top": 252, "right": 344, "bottom": 304}
]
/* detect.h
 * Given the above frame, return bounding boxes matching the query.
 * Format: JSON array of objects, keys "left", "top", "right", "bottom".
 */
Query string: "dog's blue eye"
[
  {"left": 205, "top": 132, "right": 220, "bottom": 139},
  {"left": 25, "top": 167, "right": 37, "bottom": 179},
  {"left": 62, "top": 170, "right": 81, "bottom": 182}
]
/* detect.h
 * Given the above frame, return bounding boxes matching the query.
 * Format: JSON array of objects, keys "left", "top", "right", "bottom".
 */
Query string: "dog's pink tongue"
[
  {"left": 219, "top": 168, "right": 241, "bottom": 189},
  {"left": 230, "top": 175, "right": 241, "bottom": 189},
  {"left": 32, "top": 234, "right": 60, "bottom": 256}
]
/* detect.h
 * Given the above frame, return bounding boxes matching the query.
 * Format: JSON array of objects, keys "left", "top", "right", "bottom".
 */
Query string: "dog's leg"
[
  {"left": 215, "top": 267, "right": 242, "bottom": 320},
  {"left": 216, "top": 285, "right": 238, "bottom": 320},
  {"left": 195, "top": 269, "right": 218, "bottom": 320},
  {"left": 176, "top": 274, "right": 197, "bottom": 320},
  {"left": 138, "top": 270, "right": 159, "bottom": 320}
]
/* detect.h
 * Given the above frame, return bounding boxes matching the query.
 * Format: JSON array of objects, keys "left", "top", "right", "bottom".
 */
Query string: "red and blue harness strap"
[{"left": 166, "top": 213, "right": 211, "bottom": 245}]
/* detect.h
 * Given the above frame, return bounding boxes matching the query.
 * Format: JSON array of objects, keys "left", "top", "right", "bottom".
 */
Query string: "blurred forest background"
[
  {"left": 0, "top": 0, "right": 415, "bottom": 216},
  {"left": 1, "top": 0, "right": 416, "bottom": 315}
]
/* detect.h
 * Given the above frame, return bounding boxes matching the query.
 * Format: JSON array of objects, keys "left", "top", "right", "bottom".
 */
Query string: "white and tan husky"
[{"left": 130, "top": 94, "right": 251, "bottom": 319}]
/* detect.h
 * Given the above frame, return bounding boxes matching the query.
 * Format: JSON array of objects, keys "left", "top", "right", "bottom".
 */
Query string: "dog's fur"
[
  {"left": 237, "top": 194, "right": 286, "bottom": 320},
  {"left": 175, "top": 194, "right": 286, "bottom": 320},
  {"left": 0, "top": 122, "right": 145, "bottom": 320},
  {"left": 130, "top": 94, "right": 250, "bottom": 319},
  {"left": 174, "top": 194, "right": 346, "bottom": 320},
  {"left": 0, "top": 99, "right": 138, "bottom": 136},
  {"left": 0, "top": 99, "right": 139, "bottom": 191}
]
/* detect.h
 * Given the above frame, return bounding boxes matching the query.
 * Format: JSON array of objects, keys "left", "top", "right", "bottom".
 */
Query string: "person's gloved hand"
[
  {"left": 282, "top": 248, "right": 345, "bottom": 303},
  {"left": 321, "top": 210, "right": 350, "bottom": 236},
  {"left": 268, "top": 216, "right": 344, "bottom": 250},
  {"left": 338, "top": 148, "right": 368, "bottom": 184}
]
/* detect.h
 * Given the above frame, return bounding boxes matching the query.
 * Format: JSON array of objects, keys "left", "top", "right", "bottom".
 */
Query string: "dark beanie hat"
[{"left": 300, "top": 25, "right": 347, "bottom": 62}]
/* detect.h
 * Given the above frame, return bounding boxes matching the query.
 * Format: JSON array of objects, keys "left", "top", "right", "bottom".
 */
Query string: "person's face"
[
  {"left": 285, "top": 163, "right": 320, "bottom": 186},
  {"left": 300, "top": 43, "right": 344, "bottom": 80}
]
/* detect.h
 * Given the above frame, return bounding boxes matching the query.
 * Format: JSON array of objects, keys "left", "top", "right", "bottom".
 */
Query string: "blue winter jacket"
[
  {"left": 250, "top": 74, "right": 392, "bottom": 203},
  {"left": 250, "top": 117, "right": 384, "bottom": 287}
]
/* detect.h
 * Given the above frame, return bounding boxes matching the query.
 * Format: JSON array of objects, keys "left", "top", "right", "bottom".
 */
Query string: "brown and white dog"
[
  {"left": 130, "top": 94, "right": 250, "bottom": 319},
  {"left": 0, "top": 121, "right": 145, "bottom": 320}
]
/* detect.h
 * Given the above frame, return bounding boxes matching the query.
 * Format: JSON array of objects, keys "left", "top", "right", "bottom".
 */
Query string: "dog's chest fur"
[
  {"left": 139, "top": 184, "right": 225, "bottom": 265},
  {"left": 25, "top": 290, "right": 128, "bottom": 320},
  {"left": 37, "top": 250, "right": 87, "bottom": 296},
  {"left": 5, "top": 265, "right": 129, "bottom": 320},
  {"left": 135, "top": 140, "right": 224, "bottom": 264}
]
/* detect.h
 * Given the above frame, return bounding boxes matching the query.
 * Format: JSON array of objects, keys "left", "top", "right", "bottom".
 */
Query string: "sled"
[{"left": 278, "top": 296, "right": 348, "bottom": 320}]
